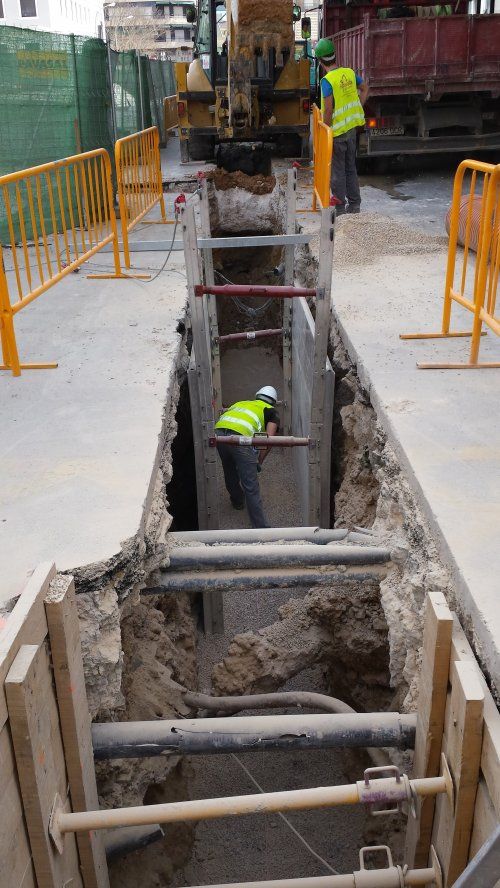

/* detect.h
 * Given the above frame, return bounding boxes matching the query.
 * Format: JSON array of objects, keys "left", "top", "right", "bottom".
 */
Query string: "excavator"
[{"left": 174, "top": 0, "right": 311, "bottom": 169}]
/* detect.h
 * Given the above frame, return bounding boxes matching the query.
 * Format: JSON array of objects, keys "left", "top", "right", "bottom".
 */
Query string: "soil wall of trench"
[{"left": 69, "top": 183, "right": 464, "bottom": 886}]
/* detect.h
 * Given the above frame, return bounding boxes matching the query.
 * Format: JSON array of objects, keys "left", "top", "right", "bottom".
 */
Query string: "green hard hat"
[{"left": 314, "top": 38, "right": 336, "bottom": 60}]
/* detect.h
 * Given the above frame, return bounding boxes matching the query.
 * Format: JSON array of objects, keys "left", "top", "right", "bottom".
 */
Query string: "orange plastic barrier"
[
  {"left": 115, "top": 126, "right": 171, "bottom": 269},
  {"left": 0, "top": 149, "right": 127, "bottom": 377},
  {"left": 401, "top": 160, "right": 500, "bottom": 369},
  {"left": 312, "top": 108, "right": 333, "bottom": 212}
]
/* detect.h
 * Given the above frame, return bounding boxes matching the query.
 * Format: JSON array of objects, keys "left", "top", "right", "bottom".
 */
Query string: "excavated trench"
[{"left": 98, "top": 176, "right": 455, "bottom": 888}]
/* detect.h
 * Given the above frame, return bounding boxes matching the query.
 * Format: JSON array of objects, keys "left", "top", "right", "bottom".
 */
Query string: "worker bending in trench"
[
  {"left": 315, "top": 38, "right": 368, "bottom": 215},
  {"left": 215, "top": 386, "right": 279, "bottom": 528}
]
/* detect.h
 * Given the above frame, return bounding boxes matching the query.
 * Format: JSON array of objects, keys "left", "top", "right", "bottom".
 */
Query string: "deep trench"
[{"left": 109, "top": 190, "right": 394, "bottom": 887}]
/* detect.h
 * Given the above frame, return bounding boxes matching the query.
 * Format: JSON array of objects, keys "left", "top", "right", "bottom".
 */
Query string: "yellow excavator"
[{"left": 175, "top": 0, "right": 311, "bottom": 168}]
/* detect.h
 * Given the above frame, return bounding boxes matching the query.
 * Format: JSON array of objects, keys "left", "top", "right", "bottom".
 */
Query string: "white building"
[
  {"left": 105, "top": 1, "right": 195, "bottom": 62},
  {"left": 0, "top": 0, "right": 104, "bottom": 36}
]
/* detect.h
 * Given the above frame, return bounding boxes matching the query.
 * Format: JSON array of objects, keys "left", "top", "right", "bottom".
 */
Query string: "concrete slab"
[{"left": 0, "top": 200, "right": 188, "bottom": 603}]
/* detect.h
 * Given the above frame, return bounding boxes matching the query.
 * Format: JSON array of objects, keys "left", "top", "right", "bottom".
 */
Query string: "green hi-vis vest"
[
  {"left": 215, "top": 399, "right": 268, "bottom": 436},
  {"left": 320, "top": 68, "right": 365, "bottom": 137}
]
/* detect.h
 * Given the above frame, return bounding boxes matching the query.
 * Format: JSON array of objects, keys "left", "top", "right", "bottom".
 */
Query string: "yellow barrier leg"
[{"left": 87, "top": 168, "right": 151, "bottom": 280}]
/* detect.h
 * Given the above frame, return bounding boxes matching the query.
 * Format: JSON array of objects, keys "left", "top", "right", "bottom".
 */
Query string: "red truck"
[{"left": 323, "top": 1, "right": 500, "bottom": 158}]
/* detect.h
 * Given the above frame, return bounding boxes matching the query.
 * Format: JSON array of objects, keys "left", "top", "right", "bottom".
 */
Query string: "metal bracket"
[{"left": 358, "top": 765, "right": 411, "bottom": 817}]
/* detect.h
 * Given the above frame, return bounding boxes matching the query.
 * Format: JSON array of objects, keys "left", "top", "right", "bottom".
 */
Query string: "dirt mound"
[{"left": 210, "top": 168, "right": 276, "bottom": 195}]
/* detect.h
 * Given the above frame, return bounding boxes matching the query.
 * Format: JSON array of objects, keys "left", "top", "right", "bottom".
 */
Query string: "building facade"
[
  {"left": 105, "top": 0, "right": 195, "bottom": 61},
  {"left": 0, "top": 0, "right": 104, "bottom": 35}
]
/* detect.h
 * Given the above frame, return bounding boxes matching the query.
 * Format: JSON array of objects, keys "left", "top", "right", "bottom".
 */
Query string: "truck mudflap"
[{"left": 360, "top": 130, "right": 500, "bottom": 156}]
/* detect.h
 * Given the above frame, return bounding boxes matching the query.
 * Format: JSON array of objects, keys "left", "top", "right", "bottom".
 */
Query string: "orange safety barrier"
[
  {"left": 297, "top": 105, "right": 333, "bottom": 213},
  {"left": 0, "top": 148, "right": 131, "bottom": 378},
  {"left": 115, "top": 125, "right": 172, "bottom": 270},
  {"left": 401, "top": 159, "right": 500, "bottom": 369}
]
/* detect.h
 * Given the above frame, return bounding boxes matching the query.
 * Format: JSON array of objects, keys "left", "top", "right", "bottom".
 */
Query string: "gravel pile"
[{"left": 332, "top": 212, "right": 448, "bottom": 267}]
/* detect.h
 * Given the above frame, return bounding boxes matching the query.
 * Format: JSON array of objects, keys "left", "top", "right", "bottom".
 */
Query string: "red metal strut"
[
  {"left": 194, "top": 284, "right": 316, "bottom": 299},
  {"left": 209, "top": 435, "right": 311, "bottom": 448},
  {"left": 217, "top": 328, "right": 284, "bottom": 344}
]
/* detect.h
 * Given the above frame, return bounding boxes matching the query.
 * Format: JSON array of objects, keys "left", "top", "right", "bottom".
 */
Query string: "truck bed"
[{"left": 335, "top": 13, "right": 500, "bottom": 97}]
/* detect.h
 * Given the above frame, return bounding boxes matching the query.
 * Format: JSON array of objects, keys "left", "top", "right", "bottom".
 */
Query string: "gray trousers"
[
  {"left": 331, "top": 127, "right": 361, "bottom": 214},
  {"left": 217, "top": 430, "right": 269, "bottom": 528}
]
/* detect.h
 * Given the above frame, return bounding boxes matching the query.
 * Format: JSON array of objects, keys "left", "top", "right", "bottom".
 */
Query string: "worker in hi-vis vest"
[
  {"left": 314, "top": 38, "right": 368, "bottom": 215},
  {"left": 215, "top": 386, "right": 279, "bottom": 528}
]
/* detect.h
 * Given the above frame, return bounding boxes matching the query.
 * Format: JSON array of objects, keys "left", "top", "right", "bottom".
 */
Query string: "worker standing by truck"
[
  {"left": 314, "top": 38, "right": 368, "bottom": 215},
  {"left": 215, "top": 386, "right": 279, "bottom": 528}
]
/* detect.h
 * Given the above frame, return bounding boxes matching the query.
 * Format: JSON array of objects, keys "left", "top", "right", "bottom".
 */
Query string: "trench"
[{"left": 106, "top": 180, "right": 400, "bottom": 888}]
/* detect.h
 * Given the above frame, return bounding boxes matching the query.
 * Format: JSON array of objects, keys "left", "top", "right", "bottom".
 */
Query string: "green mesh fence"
[{"left": 0, "top": 25, "right": 174, "bottom": 241}]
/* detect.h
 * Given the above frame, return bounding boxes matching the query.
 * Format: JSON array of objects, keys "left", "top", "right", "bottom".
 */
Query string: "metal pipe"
[
  {"left": 91, "top": 713, "right": 417, "bottom": 760},
  {"left": 183, "top": 690, "right": 355, "bottom": 715},
  {"left": 146, "top": 567, "right": 386, "bottom": 595},
  {"left": 51, "top": 774, "right": 445, "bottom": 837},
  {"left": 167, "top": 528, "right": 375, "bottom": 546},
  {"left": 166, "top": 545, "right": 392, "bottom": 572},
  {"left": 195, "top": 285, "right": 317, "bottom": 299},
  {"left": 184, "top": 868, "right": 439, "bottom": 888},
  {"left": 451, "top": 823, "right": 500, "bottom": 887},
  {"left": 217, "top": 328, "right": 284, "bottom": 344},
  {"left": 209, "top": 435, "right": 310, "bottom": 447}
]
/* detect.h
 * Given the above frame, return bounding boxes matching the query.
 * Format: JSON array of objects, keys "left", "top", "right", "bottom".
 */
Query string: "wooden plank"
[
  {"left": 0, "top": 724, "right": 35, "bottom": 887},
  {"left": 45, "top": 575, "right": 110, "bottom": 888},
  {"left": 469, "top": 776, "right": 500, "bottom": 888},
  {"left": 6, "top": 643, "right": 84, "bottom": 888},
  {"left": 451, "top": 617, "right": 500, "bottom": 818},
  {"left": 432, "top": 659, "right": 484, "bottom": 886},
  {"left": 405, "top": 590, "right": 453, "bottom": 867},
  {"left": 0, "top": 562, "right": 56, "bottom": 730}
]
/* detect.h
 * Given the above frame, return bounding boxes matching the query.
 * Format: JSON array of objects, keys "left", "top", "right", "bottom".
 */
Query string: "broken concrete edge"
[{"left": 332, "top": 306, "right": 499, "bottom": 699}]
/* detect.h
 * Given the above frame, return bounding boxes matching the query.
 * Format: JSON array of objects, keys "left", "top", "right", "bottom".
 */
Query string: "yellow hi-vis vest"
[
  {"left": 320, "top": 68, "right": 365, "bottom": 137},
  {"left": 215, "top": 399, "right": 268, "bottom": 436}
]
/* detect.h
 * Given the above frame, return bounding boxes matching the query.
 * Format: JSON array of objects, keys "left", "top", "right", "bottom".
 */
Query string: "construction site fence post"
[
  {"left": 115, "top": 125, "right": 167, "bottom": 269},
  {"left": 0, "top": 148, "right": 126, "bottom": 377},
  {"left": 401, "top": 159, "right": 500, "bottom": 369}
]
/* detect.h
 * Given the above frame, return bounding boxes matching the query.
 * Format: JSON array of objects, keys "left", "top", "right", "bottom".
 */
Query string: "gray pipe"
[
  {"left": 183, "top": 690, "right": 355, "bottom": 716},
  {"left": 169, "top": 527, "right": 353, "bottom": 545},
  {"left": 146, "top": 568, "right": 385, "bottom": 595},
  {"left": 105, "top": 824, "right": 164, "bottom": 861},
  {"left": 92, "top": 713, "right": 416, "bottom": 760},
  {"left": 451, "top": 823, "right": 500, "bottom": 887},
  {"left": 165, "top": 545, "right": 391, "bottom": 572}
]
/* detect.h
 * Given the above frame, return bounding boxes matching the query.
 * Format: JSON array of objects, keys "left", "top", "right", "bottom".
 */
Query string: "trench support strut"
[
  {"left": 194, "top": 284, "right": 316, "bottom": 299},
  {"left": 91, "top": 712, "right": 417, "bottom": 760},
  {"left": 209, "top": 435, "right": 310, "bottom": 447}
]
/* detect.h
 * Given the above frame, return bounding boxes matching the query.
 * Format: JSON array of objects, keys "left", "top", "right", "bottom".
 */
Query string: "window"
[
  {"left": 20, "top": 0, "right": 37, "bottom": 16},
  {"left": 156, "top": 29, "right": 167, "bottom": 40},
  {"left": 0, "top": 0, "right": 4, "bottom": 17}
]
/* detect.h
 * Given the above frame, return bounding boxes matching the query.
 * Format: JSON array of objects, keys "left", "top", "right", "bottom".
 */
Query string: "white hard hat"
[{"left": 256, "top": 385, "right": 278, "bottom": 404}]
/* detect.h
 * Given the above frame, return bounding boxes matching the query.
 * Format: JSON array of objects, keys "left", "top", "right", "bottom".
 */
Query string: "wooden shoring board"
[
  {"left": 45, "top": 575, "right": 109, "bottom": 888},
  {"left": 0, "top": 722, "right": 37, "bottom": 887},
  {"left": 0, "top": 562, "right": 56, "bottom": 730},
  {"left": 6, "top": 642, "right": 84, "bottom": 888},
  {"left": 431, "top": 658, "right": 484, "bottom": 886},
  {"left": 405, "top": 590, "right": 453, "bottom": 867}
]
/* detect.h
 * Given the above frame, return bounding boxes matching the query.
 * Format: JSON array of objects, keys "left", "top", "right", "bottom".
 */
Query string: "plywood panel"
[{"left": 0, "top": 725, "right": 35, "bottom": 887}]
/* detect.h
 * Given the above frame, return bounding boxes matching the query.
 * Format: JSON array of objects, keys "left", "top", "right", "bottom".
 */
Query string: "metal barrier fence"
[
  {"left": 115, "top": 125, "right": 170, "bottom": 269},
  {"left": 0, "top": 149, "right": 126, "bottom": 377},
  {"left": 164, "top": 96, "right": 178, "bottom": 134},
  {"left": 401, "top": 159, "right": 500, "bottom": 369}
]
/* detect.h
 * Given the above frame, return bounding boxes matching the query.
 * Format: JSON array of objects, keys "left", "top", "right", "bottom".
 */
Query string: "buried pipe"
[
  {"left": 91, "top": 713, "right": 417, "bottom": 760},
  {"left": 183, "top": 690, "right": 355, "bottom": 715},
  {"left": 165, "top": 544, "right": 392, "bottom": 572},
  {"left": 146, "top": 568, "right": 386, "bottom": 595},
  {"left": 105, "top": 824, "right": 164, "bottom": 861},
  {"left": 49, "top": 772, "right": 446, "bottom": 845},
  {"left": 167, "top": 527, "right": 376, "bottom": 546}
]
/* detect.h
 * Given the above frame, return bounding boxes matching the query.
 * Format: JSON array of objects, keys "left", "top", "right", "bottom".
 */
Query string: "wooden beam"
[
  {"left": 0, "top": 562, "right": 56, "bottom": 730},
  {"left": 405, "top": 590, "right": 453, "bottom": 867},
  {"left": 45, "top": 575, "right": 110, "bottom": 888},
  {"left": 432, "top": 659, "right": 484, "bottom": 886},
  {"left": 5, "top": 643, "right": 83, "bottom": 888}
]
